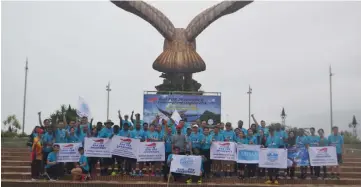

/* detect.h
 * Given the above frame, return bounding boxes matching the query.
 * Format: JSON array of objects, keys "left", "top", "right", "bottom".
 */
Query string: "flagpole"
[
  {"left": 329, "top": 66, "right": 334, "bottom": 132},
  {"left": 22, "top": 58, "right": 29, "bottom": 134},
  {"left": 106, "top": 82, "right": 111, "bottom": 120},
  {"left": 247, "top": 85, "right": 252, "bottom": 128}
]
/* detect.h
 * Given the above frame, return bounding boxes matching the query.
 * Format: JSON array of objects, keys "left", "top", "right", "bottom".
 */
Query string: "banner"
[
  {"left": 137, "top": 142, "right": 165, "bottom": 162},
  {"left": 259, "top": 148, "right": 287, "bottom": 169},
  {"left": 57, "top": 143, "right": 81, "bottom": 162},
  {"left": 287, "top": 147, "right": 310, "bottom": 166},
  {"left": 309, "top": 146, "right": 338, "bottom": 166},
  {"left": 84, "top": 138, "right": 112, "bottom": 158},
  {"left": 210, "top": 142, "right": 236, "bottom": 161},
  {"left": 110, "top": 136, "right": 140, "bottom": 159},
  {"left": 143, "top": 94, "right": 221, "bottom": 124},
  {"left": 170, "top": 155, "right": 202, "bottom": 176},
  {"left": 236, "top": 144, "right": 260, "bottom": 164}
]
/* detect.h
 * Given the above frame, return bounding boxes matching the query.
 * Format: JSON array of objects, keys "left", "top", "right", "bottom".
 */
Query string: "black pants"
[
  {"left": 65, "top": 162, "right": 74, "bottom": 173},
  {"left": 42, "top": 152, "right": 50, "bottom": 173},
  {"left": 315, "top": 166, "right": 327, "bottom": 177},
  {"left": 113, "top": 155, "right": 125, "bottom": 172},
  {"left": 31, "top": 160, "right": 42, "bottom": 179},
  {"left": 258, "top": 168, "right": 266, "bottom": 177},
  {"left": 46, "top": 164, "right": 60, "bottom": 179},
  {"left": 201, "top": 149, "right": 211, "bottom": 176},
  {"left": 300, "top": 166, "right": 307, "bottom": 178},
  {"left": 268, "top": 168, "right": 279, "bottom": 181},
  {"left": 125, "top": 158, "right": 136, "bottom": 173},
  {"left": 310, "top": 166, "right": 314, "bottom": 176},
  {"left": 287, "top": 167, "right": 295, "bottom": 177},
  {"left": 88, "top": 157, "right": 98, "bottom": 174},
  {"left": 247, "top": 164, "right": 257, "bottom": 177}
]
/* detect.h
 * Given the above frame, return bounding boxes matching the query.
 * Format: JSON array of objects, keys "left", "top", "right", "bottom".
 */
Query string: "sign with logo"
[
  {"left": 137, "top": 142, "right": 165, "bottom": 162},
  {"left": 143, "top": 94, "right": 221, "bottom": 124},
  {"left": 210, "top": 141, "right": 236, "bottom": 161},
  {"left": 308, "top": 146, "right": 338, "bottom": 166},
  {"left": 84, "top": 137, "right": 112, "bottom": 158},
  {"left": 287, "top": 146, "right": 310, "bottom": 166},
  {"left": 57, "top": 143, "right": 81, "bottom": 162},
  {"left": 170, "top": 155, "right": 202, "bottom": 176},
  {"left": 110, "top": 136, "right": 140, "bottom": 159},
  {"left": 236, "top": 144, "right": 260, "bottom": 164},
  {"left": 259, "top": 148, "right": 287, "bottom": 169}
]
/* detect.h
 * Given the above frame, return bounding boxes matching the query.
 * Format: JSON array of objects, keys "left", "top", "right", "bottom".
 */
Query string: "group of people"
[{"left": 29, "top": 111, "right": 344, "bottom": 184}]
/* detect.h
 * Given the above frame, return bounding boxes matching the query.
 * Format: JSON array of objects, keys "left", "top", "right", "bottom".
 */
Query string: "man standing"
[
  {"left": 328, "top": 126, "right": 344, "bottom": 179},
  {"left": 251, "top": 114, "right": 269, "bottom": 137},
  {"left": 237, "top": 120, "right": 248, "bottom": 136},
  {"left": 171, "top": 126, "right": 188, "bottom": 155}
]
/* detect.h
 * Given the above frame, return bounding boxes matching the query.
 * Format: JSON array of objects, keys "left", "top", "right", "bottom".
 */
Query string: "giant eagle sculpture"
[{"left": 111, "top": 1, "right": 253, "bottom": 92}]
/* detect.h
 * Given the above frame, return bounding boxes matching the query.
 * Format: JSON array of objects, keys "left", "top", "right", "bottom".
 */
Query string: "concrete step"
[
  {"left": 3, "top": 165, "right": 361, "bottom": 173},
  {"left": 2, "top": 173, "right": 361, "bottom": 185}
]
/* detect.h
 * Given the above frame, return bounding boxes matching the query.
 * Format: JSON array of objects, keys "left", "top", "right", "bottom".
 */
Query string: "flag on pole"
[
  {"left": 171, "top": 109, "right": 182, "bottom": 125},
  {"left": 77, "top": 96, "right": 91, "bottom": 118}
]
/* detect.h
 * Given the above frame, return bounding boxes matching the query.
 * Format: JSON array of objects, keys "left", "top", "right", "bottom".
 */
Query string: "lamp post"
[
  {"left": 329, "top": 66, "right": 334, "bottom": 132},
  {"left": 22, "top": 58, "right": 29, "bottom": 134},
  {"left": 281, "top": 107, "right": 286, "bottom": 126},
  {"left": 106, "top": 82, "right": 111, "bottom": 120},
  {"left": 247, "top": 85, "right": 252, "bottom": 128}
]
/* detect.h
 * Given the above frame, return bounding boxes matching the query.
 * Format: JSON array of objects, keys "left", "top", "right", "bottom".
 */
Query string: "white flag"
[
  {"left": 171, "top": 109, "right": 182, "bottom": 125},
  {"left": 77, "top": 96, "right": 91, "bottom": 118}
]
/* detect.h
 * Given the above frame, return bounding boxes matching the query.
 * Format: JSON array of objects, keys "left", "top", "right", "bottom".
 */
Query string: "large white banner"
[
  {"left": 84, "top": 138, "right": 112, "bottom": 158},
  {"left": 170, "top": 155, "right": 202, "bottom": 176},
  {"left": 210, "top": 142, "right": 236, "bottom": 161},
  {"left": 236, "top": 144, "right": 260, "bottom": 164},
  {"left": 110, "top": 136, "right": 140, "bottom": 159},
  {"left": 309, "top": 146, "right": 338, "bottom": 166},
  {"left": 137, "top": 142, "right": 165, "bottom": 162},
  {"left": 259, "top": 148, "right": 287, "bottom": 169},
  {"left": 57, "top": 143, "right": 81, "bottom": 162}
]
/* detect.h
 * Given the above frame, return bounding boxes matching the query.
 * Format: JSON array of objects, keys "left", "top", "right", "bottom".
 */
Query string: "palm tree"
[{"left": 2, "top": 115, "right": 21, "bottom": 133}]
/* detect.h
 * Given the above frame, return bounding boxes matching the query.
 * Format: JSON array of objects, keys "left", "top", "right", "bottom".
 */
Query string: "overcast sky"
[{"left": 2, "top": 1, "right": 361, "bottom": 134}]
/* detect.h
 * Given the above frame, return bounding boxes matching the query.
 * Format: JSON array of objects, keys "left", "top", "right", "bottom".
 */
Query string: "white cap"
[{"left": 192, "top": 124, "right": 199, "bottom": 128}]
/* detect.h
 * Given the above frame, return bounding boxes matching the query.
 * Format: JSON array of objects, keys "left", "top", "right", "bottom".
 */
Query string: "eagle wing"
[
  {"left": 111, "top": 1, "right": 175, "bottom": 41},
  {"left": 185, "top": 1, "right": 253, "bottom": 41}
]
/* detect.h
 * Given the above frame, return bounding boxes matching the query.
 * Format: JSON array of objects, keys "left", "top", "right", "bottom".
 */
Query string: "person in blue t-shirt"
[
  {"left": 165, "top": 146, "right": 181, "bottom": 181},
  {"left": 66, "top": 127, "right": 80, "bottom": 143},
  {"left": 296, "top": 129, "right": 309, "bottom": 179},
  {"left": 186, "top": 148, "right": 205, "bottom": 184},
  {"left": 212, "top": 126, "right": 224, "bottom": 142},
  {"left": 236, "top": 130, "right": 248, "bottom": 179},
  {"left": 251, "top": 114, "right": 269, "bottom": 137},
  {"left": 246, "top": 128, "right": 258, "bottom": 178},
  {"left": 132, "top": 120, "right": 145, "bottom": 141},
  {"left": 328, "top": 126, "right": 343, "bottom": 179},
  {"left": 308, "top": 127, "right": 321, "bottom": 178},
  {"left": 146, "top": 124, "right": 160, "bottom": 142},
  {"left": 42, "top": 128, "right": 54, "bottom": 168},
  {"left": 200, "top": 127, "right": 213, "bottom": 178},
  {"left": 189, "top": 124, "right": 204, "bottom": 153},
  {"left": 317, "top": 128, "right": 328, "bottom": 179},
  {"left": 237, "top": 120, "right": 248, "bottom": 136},
  {"left": 98, "top": 120, "right": 114, "bottom": 176},
  {"left": 274, "top": 123, "right": 288, "bottom": 148},
  {"left": 45, "top": 144, "right": 60, "bottom": 181},
  {"left": 223, "top": 123, "right": 236, "bottom": 142},
  {"left": 265, "top": 128, "right": 281, "bottom": 185},
  {"left": 71, "top": 147, "right": 90, "bottom": 181}
]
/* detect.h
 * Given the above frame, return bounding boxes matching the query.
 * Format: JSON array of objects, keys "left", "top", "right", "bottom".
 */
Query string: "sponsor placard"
[
  {"left": 236, "top": 144, "right": 260, "bottom": 164},
  {"left": 309, "top": 146, "right": 338, "bottom": 166},
  {"left": 84, "top": 137, "right": 112, "bottom": 158},
  {"left": 110, "top": 136, "right": 140, "bottom": 159},
  {"left": 287, "top": 146, "right": 310, "bottom": 166},
  {"left": 137, "top": 142, "right": 165, "bottom": 162},
  {"left": 259, "top": 148, "right": 287, "bottom": 169},
  {"left": 57, "top": 143, "right": 81, "bottom": 162},
  {"left": 170, "top": 155, "right": 202, "bottom": 176},
  {"left": 210, "top": 141, "right": 236, "bottom": 161}
]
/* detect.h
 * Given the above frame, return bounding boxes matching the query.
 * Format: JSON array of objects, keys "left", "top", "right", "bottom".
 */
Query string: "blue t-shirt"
[
  {"left": 42, "top": 132, "right": 54, "bottom": 152},
  {"left": 45, "top": 151, "right": 57, "bottom": 168},
  {"left": 266, "top": 135, "right": 281, "bottom": 148},
  {"left": 146, "top": 131, "right": 160, "bottom": 141},
  {"left": 201, "top": 134, "right": 213, "bottom": 150},
  {"left": 118, "top": 130, "right": 132, "bottom": 138},
  {"left": 308, "top": 135, "right": 320, "bottom": 147},
  {"left": 79, "top": 154, "right": 89, "bottom": 171},
  {"left": 236, "top": 137, "right": 248, "bottom": 144},
  {"left": 131, "top": 129, "right": 145, "bottom": 140},
  {"left": 275, "top": 130, "right": 288, "bottom": 146},
  {"left": 78, "top": 131, "right": 87, "bottom": 144},
  {"left": 296, "top": 136, "right": 309, "bottom": 148},
  {"left": 98, "top": 127, "right": 113, "bottom": 138},
  {"left": 164, "top": 134, "right": 172, "bottom": 153},
  {"left": 122, "top": 120, "right": 133, "bottom": 126},
  {"left": 328, "top": 135, "right": 343, "bottom": 154},
  {"left": 212, "top": 132, "right": 224, "bottom": 141},
  {"left": 167, "top": 153, "right": 173, "bottom": 164},
  {"left": 222, "top": 130, "right": 236, "bottom": 142},
  {"left": 247, "top": 135, "right": 258, "bottom": 145},
  {"left": 190, "top": 132, "right": 204, "bottom": 149},
  {"left": 55, "top": 129, "right": 67, "bottom": 143},
  {"left": 260, "top": 127, "right": 269, "bottom": 136},
  {"left": 240, "top": 128, "right": 248, "bottom": 136},
  {"left": 67, "top": 134, "right": 80, "bottom": 143}
]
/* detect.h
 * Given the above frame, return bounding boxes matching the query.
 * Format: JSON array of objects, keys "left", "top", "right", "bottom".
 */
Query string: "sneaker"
[
  {"left": 317, "top": 177, "right": 322, "bottom": 180},
  {"left": 265, "top": 180, "right": 273, "bottom": 184},
  {"left": 186, "top": 178, "right": 192, "bottom": 184},
  {"left": 49, "top": 179, "right": 57, "bottom": 182},
  {"left": 274, "top": 180, "right": 279, "bottom": 185},
  {"left": 111, "top": 171, "right": 117, "bottom": 176},
  {"left": 31, "top": 178, "right": 37, "bottom": 181},
  {"left": 139, "top": 170, "right": 143, "bottom": 177},
  {"left": 197, "top": 178, "right": 202, "bottom": 184},
  {"left": 286, "top": 176, "right": 291, "bottom": 180}
]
